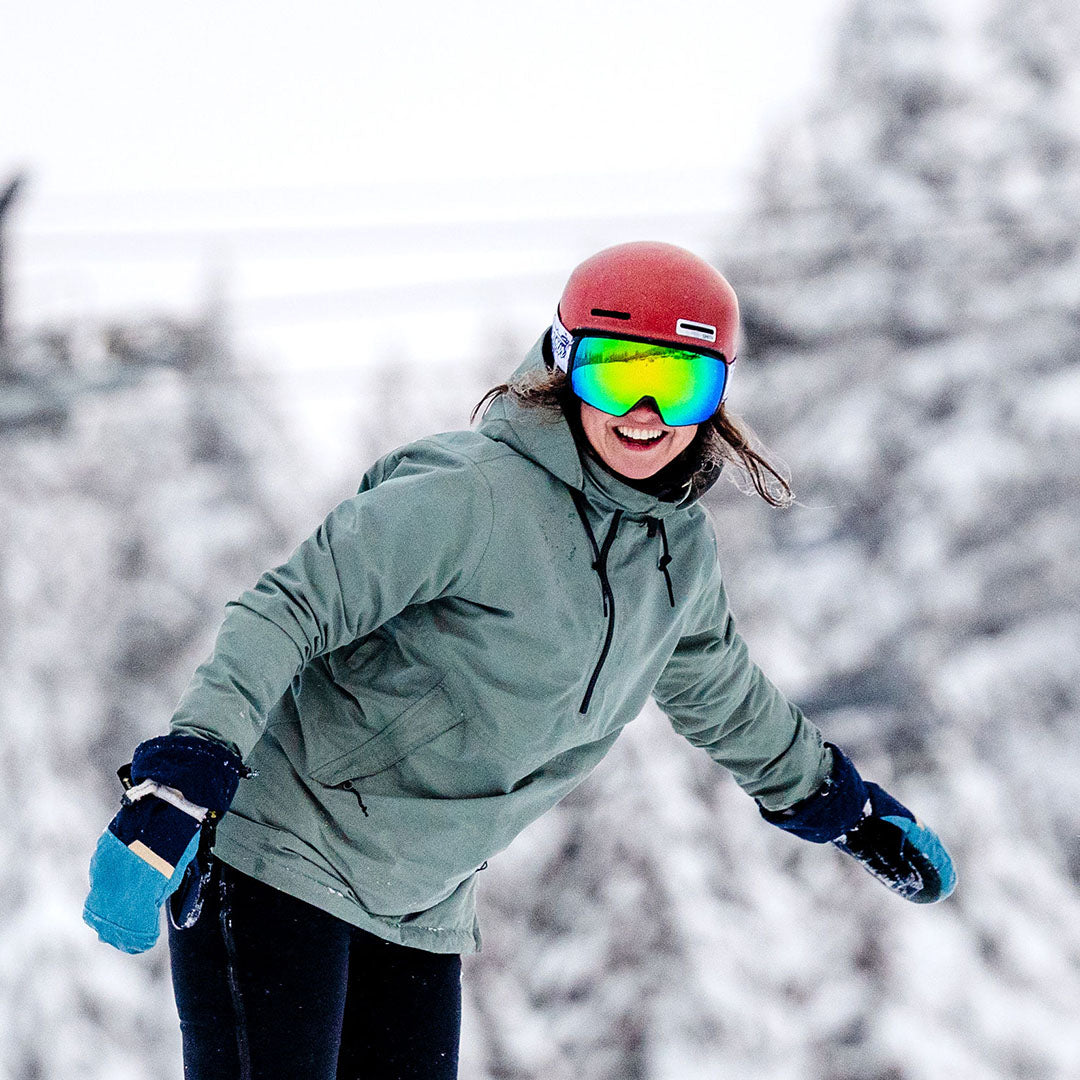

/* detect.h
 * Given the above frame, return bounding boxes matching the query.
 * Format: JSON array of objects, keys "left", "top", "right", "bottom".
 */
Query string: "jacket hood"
[{"left": 477, "top": 334, "right": 715, "bottom": 519}]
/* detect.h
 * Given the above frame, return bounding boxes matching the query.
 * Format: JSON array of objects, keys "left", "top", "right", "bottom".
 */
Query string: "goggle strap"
[{"left": 551, "top": 309, "right": 574, "bottom": 372}]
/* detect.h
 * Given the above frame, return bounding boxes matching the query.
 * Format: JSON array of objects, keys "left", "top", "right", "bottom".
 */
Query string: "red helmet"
[{"left": 553, "top": 241, "right": 740, "bottom": 370}]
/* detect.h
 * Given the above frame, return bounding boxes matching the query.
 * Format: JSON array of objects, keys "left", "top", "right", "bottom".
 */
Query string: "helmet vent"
[{"left": 591, "top": 308, "right": 631, "bottom": 320}]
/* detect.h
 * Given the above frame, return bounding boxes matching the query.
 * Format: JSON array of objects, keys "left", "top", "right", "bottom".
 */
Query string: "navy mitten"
[
  {"left": 760, "top": 744, "right": 957, "bottom": 904},
  {"left": 84, "top": 734, "right": 246, "bottom": 953}
]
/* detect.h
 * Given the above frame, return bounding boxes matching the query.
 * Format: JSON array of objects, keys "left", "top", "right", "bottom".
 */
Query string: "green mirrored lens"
[{"left": 571, "top": 338, "right": 726, "bottom": 426}]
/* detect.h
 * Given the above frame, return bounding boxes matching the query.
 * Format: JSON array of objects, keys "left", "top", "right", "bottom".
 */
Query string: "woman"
[{"left": 85, "top": 242, "right": 955, "bottom": 1079}]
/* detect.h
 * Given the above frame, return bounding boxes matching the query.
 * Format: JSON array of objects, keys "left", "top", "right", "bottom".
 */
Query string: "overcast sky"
[
  {"left": 2, "top": 0, "right": 847, "bottom": 453},
  {"left": 4, "top": 0, "right": 844, "bottom": 196}
]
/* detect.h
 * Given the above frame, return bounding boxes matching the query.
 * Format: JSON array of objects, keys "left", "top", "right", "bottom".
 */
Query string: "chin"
[
  {"left": 616, "top": 462, "right": 663, "bottom": 480},
  {"left": 606, "top": 449, "right": 676, "bottom": 480}
]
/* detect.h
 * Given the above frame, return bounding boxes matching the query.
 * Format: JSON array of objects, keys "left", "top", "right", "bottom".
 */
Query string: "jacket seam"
[
  {"left": 458, "top": 460, "right": 497, "bottom": 595},
  {"left": 369, "top": 437, "right": 504, "bottom": 601}
]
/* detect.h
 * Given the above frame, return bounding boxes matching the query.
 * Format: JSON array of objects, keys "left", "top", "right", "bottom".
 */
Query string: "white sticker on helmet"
[
  {"left": 551, "top": 309, "right": 574, "bottom": 371},
  {"left": 676, "top": 319, "right": 717, "bottom": 343}
]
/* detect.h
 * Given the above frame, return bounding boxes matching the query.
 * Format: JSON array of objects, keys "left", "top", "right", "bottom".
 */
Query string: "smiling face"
[{"left": 578, "top": 400, "right": 699, "bottom": 480}]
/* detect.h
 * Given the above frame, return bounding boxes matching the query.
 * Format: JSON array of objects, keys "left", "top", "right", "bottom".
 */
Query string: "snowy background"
[{"left": 3, "top": 0, "right": 1080, "bottom": 1077}]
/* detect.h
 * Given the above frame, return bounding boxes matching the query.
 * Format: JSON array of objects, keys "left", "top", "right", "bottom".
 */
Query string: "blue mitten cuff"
[{"left": 758, "top": 744, "right": 867, "bottom": 843}]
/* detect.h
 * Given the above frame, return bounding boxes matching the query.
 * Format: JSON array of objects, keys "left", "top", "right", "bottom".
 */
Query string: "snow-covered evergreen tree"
[{"left": 0, "top": 317, "right": 308, "bottom": 1078}]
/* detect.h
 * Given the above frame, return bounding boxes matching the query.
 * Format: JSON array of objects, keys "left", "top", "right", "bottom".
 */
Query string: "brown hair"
[{"left": 471, "top": 364, "right": 794, "bottom": 508}]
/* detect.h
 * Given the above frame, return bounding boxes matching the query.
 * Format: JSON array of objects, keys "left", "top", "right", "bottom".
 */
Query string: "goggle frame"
[{"left": 566, "top": 330, "right": 730, "bottom": 428}]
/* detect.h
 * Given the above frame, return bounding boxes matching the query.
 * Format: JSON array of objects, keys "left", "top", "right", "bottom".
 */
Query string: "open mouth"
[{"left": 614, "top": 425, "right": 667, "bottom": 448}]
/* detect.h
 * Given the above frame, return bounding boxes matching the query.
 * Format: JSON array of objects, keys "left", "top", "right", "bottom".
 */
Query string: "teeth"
[{"left": 616, "top": 426, "right": 664, "bottom": 441}]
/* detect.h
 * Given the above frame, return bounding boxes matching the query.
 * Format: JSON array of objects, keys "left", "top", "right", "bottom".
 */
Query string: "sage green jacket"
[{"left": 170, "top": 340, "right": 830, "bottom": 954}]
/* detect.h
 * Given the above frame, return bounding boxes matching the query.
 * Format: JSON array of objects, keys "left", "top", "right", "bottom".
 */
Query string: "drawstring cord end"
[{"left": 647, "top": 517, "right": 677, "bottom": 607}]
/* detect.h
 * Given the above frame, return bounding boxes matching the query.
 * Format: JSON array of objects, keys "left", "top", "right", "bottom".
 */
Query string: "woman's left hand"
[
  {"left": 832, "top": 782, "right": 957, "bottom": 904},
  {"left": 759, "top": 744, "right": 957, "bottom": 904}
]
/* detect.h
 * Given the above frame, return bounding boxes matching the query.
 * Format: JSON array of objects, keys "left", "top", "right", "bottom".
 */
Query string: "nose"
[{"left": 624, "top": 397, "right": 665, "bottom": 422}]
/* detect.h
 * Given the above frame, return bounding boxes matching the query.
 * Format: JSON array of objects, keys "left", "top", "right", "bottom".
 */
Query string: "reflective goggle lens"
[{"left": 570, "top": 337, "right": 727, "bottom": 426}]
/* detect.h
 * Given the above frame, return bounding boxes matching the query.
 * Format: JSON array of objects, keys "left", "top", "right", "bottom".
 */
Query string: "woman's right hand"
[
  {"left": 84, "top": 793, "right": 204, "bottom": 953},
  {"left": 83, "top": 734, "right": 246, "bottom": 952}
]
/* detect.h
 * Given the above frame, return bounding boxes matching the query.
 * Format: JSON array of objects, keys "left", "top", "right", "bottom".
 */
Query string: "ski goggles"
[{"left": 552, "top": 314, "right": 729, "bottom": 427}]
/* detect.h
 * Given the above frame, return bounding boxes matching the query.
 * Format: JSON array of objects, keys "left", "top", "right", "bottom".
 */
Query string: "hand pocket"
[{"left": 309, "top": 682, "right": 465, "bottom": 786}]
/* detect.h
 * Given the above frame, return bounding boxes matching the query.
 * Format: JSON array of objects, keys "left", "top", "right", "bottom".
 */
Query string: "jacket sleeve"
[
  {"left": 169, "top": 444, "right": 494, "bottom": 759},
  {"left": 651, "top": 556, "right": 831, "bottom": 812}
]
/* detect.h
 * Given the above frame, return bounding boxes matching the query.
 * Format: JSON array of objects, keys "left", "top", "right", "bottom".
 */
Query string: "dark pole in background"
[{"left": 0, "top": 173, "right": 27, "bottom": 377}]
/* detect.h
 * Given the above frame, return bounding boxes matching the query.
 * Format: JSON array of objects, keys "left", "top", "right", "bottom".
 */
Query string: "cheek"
[
  {"left": 671, "top": 426, "right": 698, "bottom": 456},
  {"left": 578, "top": 404, "right": 608, "bottom": 452}
]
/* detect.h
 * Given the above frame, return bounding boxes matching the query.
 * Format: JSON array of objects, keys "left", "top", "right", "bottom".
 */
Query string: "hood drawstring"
[
  {"left": 646, "top": 518, "right": 676, "bottom": 608},
  {"left": 569, "top": 490, "right": 622, "bottom": 616}
]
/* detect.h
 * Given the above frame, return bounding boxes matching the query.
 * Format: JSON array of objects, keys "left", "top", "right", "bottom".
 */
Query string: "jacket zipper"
[{"left": 570, "top": 491, "right": 622, "bottom": 714}]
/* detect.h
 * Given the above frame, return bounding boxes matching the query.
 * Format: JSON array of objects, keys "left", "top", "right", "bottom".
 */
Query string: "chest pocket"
[{"left": 308, "top": 682, "right": 465, "bottom": 786}]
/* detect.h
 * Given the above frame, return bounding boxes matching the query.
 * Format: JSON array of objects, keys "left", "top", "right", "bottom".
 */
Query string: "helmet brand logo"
[{"left": 676, "top": 319, "right": 717, "bottom": 343}]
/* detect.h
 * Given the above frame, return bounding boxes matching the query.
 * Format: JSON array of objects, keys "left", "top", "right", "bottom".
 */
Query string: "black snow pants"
[{"left": 167, "top": 860, "right": 462, "bottom": 1080}]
